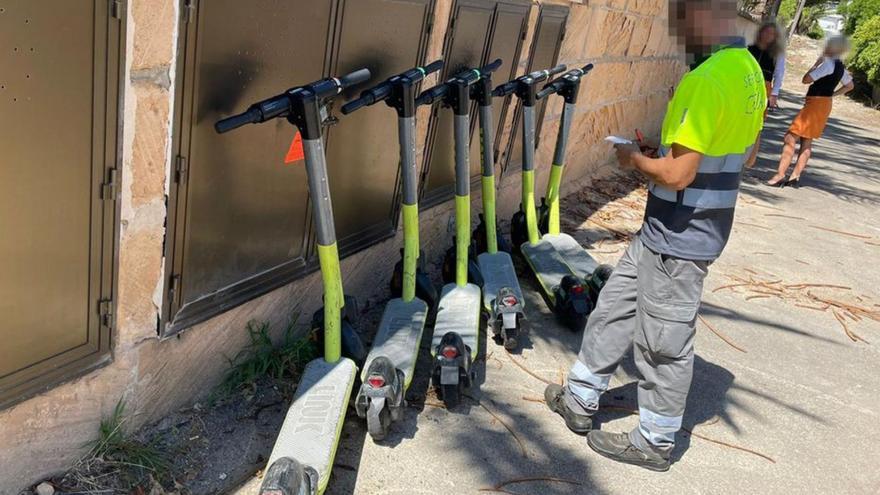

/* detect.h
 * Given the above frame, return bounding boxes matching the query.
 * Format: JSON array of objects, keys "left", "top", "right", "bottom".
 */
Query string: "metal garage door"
[
  {"left": 419, "top": 0, "right": 531, "bottom": 208},
  {"left": 164, "top": 0, "right": 434, "bottom": 336},
  {"left": 502, "top": 4, "right": 568, "bottom": 177},
  {"left": 0, "top": 1, "right": 122, "bottom": 408}
]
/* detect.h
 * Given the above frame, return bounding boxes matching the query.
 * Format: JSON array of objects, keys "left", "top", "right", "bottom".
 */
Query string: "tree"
[
  {"left": 849, "top": 15, "right": 880, "bottom": 85},
  {"left": 840, "top": 0, "right": 880, "bottom": 33}
]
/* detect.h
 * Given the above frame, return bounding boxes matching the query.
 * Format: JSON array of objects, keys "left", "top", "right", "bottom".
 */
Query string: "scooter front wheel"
[{"left": 440, "top": 384, "right": 461, "bottom": 409}]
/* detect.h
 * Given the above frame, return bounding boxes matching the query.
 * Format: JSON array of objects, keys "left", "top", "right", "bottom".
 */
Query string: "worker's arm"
[{"left": 615, "top": 143, "right": 702, "bottom": 191}]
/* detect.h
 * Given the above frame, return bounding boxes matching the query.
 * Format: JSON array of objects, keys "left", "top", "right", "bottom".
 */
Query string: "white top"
[
  {"left": 771, "top": 53, "right": 785, "bottom": 96},
  {"left": 809, "top": 57, "right": 853, "bottom": 86}
]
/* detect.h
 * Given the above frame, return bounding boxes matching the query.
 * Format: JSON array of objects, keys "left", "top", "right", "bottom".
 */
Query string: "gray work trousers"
[{"left": 564, "top": 236, "right": 709, "bottom": 457}]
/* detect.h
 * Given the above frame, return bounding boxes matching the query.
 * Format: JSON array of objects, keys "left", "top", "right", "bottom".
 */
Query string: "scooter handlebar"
[
  {"left": 422, "top": 59, "right": 444, "bottom": 76},
  {"left": 415, "top": 84, "right": 447, "bottom": 106},
  {"left": 492, "top": 80, "right": 518, "bottom": 97},
  {"left": 536, "top": 63, "right": 595, "bottom": 100},
  {"left": 215, "top": 107, "right": 261, "bottom": 134},
  {"left": 339, "top": 68, "right": 371, "bottom": 90},
  {"left": 342, "top": 60, "right": 444, "bottom": 114}
]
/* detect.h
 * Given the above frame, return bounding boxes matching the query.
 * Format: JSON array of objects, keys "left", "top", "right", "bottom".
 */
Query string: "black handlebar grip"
[
  {"left": 340, "top": 96, "right": 371, "bottom": 115},
  {"left": 535, "top": 84, "right": 558, "bottom": 101},
  {"left": 481, "top": 58, "right": 503, "bottom": 75},
  {"left": 547, "top": 64, "right": 567, "bottom": 77},
  {"left": 422, "top": 59, "right": 444, "bottom": 76},
  {"left": 580, "top": 63, "right": 595, "bottom": 75},
  {"left": 339, "top": 68, "right": 371, "bottom": 89},
  {"left": 215, "top": 107, "right": 260, "bottom": 134}
]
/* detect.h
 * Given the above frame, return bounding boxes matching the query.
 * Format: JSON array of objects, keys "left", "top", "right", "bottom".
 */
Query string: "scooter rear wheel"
[
  {"left": 440, "top": 384, "right": 460, "bottom": 409},
  {"left": 367, "top": 399, "right": 391, "bottom": 441}
]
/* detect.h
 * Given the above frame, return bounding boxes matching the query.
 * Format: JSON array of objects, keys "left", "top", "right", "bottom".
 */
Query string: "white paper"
[{"left": 604, "top": 136, "right": 633, "bottom": 145}]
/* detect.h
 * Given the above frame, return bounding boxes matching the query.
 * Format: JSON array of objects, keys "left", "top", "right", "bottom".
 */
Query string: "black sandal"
[
  {"left": 765, "top": 176, "right": 786, "bottom": 187},
  {"left": 785, "top": 177, "right": 800, "bottom": 188}
]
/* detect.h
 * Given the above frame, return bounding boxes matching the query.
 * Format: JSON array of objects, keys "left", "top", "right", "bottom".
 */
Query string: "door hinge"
[
  {"left": 110, "top": 0, "right": 124, "bottom": 20},
  {"left": 101, "top": 168, "right": 119, "bottom": 200},
  {"left": 182, "top": 0, "right": 196, "bottom": 24},
  {"left": 174, "top": 155, "right": 188, "bottom": 183},
  {"left": 168, "top": 274, "right": 181, "bottom": 302},
  {"left": 99, "top": 299, "right": 114, "bottom": 329}
]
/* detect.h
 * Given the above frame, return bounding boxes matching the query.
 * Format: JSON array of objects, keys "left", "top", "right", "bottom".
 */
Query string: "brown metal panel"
[
  {"left": 419, "top": 0, "right": 495, "bottom": 206},
  {"left": 502, "top": 4, "right": 568, "bottom": 177},
  {"left": 326, "top": 0, "right": 434, "bottom": 255},
  {"left": 163, "top": 0, "right": 335, "bottom": 336},
  {"left": 420, "top": 0, "right": 529, "bottom": 207},
  {"left": 467, "top": 1, "right": 530, "bottom": 181},
  {"left": 0, "top": 1, "right": 120, "bottom": 408},
  {"left": 164, "top": 0, "right": 435, "bottom": 335}
]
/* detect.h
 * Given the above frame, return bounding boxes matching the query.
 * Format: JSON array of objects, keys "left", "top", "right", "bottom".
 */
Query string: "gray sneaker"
[
  {"left": 587, "top": 431, "right": 670, "bottom": 472},
  {"left": 544, "top": 384, "right": 592, "bottom": 435}
]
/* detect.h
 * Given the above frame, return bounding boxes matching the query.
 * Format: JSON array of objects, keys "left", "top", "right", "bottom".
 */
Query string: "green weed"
[{"left": 216, "top": 319, "right": 318, "bottom": 398}]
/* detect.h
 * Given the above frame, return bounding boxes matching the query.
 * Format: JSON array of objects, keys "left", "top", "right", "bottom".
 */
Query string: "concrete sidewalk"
[{"left": 236, "top": 47, "right": 880, "bottom": 495}]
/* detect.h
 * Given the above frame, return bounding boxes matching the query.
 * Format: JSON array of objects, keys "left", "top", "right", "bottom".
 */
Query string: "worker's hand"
[
  {"left": 768, "top": 95, "right": 778, "bottom": 109},
  {"left": 614, "top": 143, "right": 641, "bottom": 169}
]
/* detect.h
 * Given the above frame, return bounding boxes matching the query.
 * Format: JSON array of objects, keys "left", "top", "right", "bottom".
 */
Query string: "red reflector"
[
  {"left": 367, "top": 375, "right": 385, "bottom": 388},
  {"left": 571, "top": 285, "right": 585, "bottom": 295},
  {"left": 502, "top": 295, "right": 518, "bottom": 306},
  {"left": 441, "top": 345, "right": 459, "bottom": 359}
]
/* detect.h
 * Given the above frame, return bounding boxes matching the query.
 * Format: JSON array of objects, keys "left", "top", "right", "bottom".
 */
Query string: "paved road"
[{"left": 235, "top": 63, "right": 880, "bottom": 495}]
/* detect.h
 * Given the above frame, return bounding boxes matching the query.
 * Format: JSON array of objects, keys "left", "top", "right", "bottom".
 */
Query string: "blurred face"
[
  {"left": 669, "top": 0, "right": 737, "bottom": 53},
  {"left": 758, "top": 26, "right": 778, "bottom": 47}
]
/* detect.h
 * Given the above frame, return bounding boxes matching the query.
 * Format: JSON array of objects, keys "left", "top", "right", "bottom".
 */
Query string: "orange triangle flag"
[{"left": 285, "top": 131, "right": 305, "bottom": 164}]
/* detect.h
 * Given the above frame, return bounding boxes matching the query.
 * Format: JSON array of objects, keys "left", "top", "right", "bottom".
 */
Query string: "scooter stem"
[{"left": 474, "top": 75, "right": 498, "bottom": 254}]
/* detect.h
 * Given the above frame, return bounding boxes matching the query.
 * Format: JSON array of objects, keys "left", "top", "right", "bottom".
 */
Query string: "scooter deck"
[
  {"left": 266, "top": 358, "right": 357, "bottom": 495},
  {"left": 521, "top": 239, "right": 575, "bottom": 303},
  {"left": 477, "top": 252, "right": 524, "bottom": 311},
  {"left": 432, "top": 283, "right": 481, "bottom": 359},
  {"left": 542, "top": 233, "right": 599, "bottom": 279},
  {"left": 361, "top": 298, "right": 428, "bottom": 389}
]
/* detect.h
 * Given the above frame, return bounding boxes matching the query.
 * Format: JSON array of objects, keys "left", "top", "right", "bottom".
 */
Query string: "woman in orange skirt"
[{"left": 767, "top": 36, "right": 855, "bottom": 187}]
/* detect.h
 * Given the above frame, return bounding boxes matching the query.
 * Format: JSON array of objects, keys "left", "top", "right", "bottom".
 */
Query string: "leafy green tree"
[
  {"left": 849, "top": 15, "right": 880, "bottom": 85},
  {"left": 840, "top": 0, "right": 880, "bottom": 33}
]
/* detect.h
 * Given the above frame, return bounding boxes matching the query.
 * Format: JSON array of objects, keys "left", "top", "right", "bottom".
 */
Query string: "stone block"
[
  {"left": 130, "top": 81, "right": 170, "bottom": 208},
  {"left": 132, "top": 0, "right": 176, "bottom": 70},
  {"left": 602, "top": 12, "right": 636, "bottom": 57},
  {"left": 627, "top": 16, "right": 653, "bottom": 57},
  {"left": 629, "top": 0, "right": 664, "bottom": 16},
  {"left": 608, "top": 0, "right": 629, "bottom": 11},
  {"left": 582, "top": 8, "right": 609, "bottom": 59},
  {"left": 117, "top": 226, "right": 164, "bottom": 348},
  {"left": 558, "top": 4, "right": 592, "bottom": 63}
]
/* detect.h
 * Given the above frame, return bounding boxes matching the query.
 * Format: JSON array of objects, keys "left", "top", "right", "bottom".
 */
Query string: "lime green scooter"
[
  {"left": 416, "top": 59, "right": 502, "bottom": 407},
  {"left": 215, "top": 68, "right": 370, "bottom": 495},
  {"left": 341, "top": 60, "right": 443, "bottom": 441}
]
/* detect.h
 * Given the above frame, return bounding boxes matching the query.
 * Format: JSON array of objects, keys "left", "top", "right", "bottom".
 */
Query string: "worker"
[
  {"left": 767, "top": 35, "right": 854, "bottom": 187},
  {"left": 544, "top": 0, "right": 766, "bottom": 472},
  {"left": 746, "top": 20, "right": 786, "bottom": 167}
]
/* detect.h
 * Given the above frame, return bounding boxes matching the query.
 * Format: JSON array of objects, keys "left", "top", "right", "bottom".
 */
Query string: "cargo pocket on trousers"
[{"left": 639, "top": 294, "right": 698, "bottom": 360}]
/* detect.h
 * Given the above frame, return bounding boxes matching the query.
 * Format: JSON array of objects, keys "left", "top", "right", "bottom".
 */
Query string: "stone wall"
[{"left": 0, "top": 0, "right": 685, "bottom": 490}]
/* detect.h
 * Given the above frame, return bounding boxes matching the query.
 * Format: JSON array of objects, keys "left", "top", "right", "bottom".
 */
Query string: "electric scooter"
[
  {"left": 215, "top": 68, "right": 371, "bottom": 495},
  {"left": 471, "top": 71, "right": 525, "bottom": 350},
  {"left": 495, "top": 64, "right": 610, "bottom": 331},
  {"left": 416, "top": 59, "right": 502, "bottom": 408},
  {"left": 535, "top": 65, "right": 614, "bottom": 304},
  {"left": 340, "top": 60, "right": 443, "bottom": 441}
]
